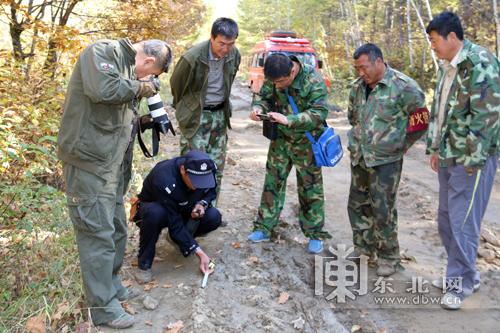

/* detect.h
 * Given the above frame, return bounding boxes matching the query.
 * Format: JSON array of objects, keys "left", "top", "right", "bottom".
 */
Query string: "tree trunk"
[
  {"left": 493, "top": 0, "right": 500, "bottom": 58},
  {"left": 9, "top": 0, "right": 25, "bottom": 62},
  {"left": 423, "top": 0, "right": 432, "bottom": 19},
  {"left": 43, "top": 0, "right": 81, "bottom": 78},
  {"left": 398, "top": 0, "right": 406, "bottom": 48},
  {"left": 370, "top": 1, "right": 378, "bottom": 41},
  {"left": 410, "top": 0, "right": 438, "bottom": 72},
  {"left": 407, "top": 0, "right": 414, "bottom": 68}
]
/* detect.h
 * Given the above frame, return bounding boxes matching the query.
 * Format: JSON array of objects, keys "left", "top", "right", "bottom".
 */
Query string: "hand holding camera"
[{"left": 137, "top": 80, "right": 157, "bottom": 99}]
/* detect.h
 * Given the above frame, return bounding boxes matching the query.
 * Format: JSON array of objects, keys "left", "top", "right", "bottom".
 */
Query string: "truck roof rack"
[{"left": 267, "top": 30, "right": 297, "bottom": 38}]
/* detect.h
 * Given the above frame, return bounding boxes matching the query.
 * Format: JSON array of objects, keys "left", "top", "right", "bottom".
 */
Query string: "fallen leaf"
[
  {"left": 278, "top": 292, "right": 289, "bottom": 304},
  {"left": 162, "top": 283, "right": 173, "bottom": 288},
  {"left": 123, "top": 302, "right": 136, "bottom": 315},
  {"left": 131, "top": 262, "right": 138, "bottom": 267},
  {"left": 122, "top": 279, "right": 134, "bottom": 288},
  {"left": 247, "top": 256, "right": 258, "bottom": 264},
  {"left": 51, "top": 301, "right": 70, "bottom": 329},
  {"left": 164, "top": 320, "right": 184, "bottom": 333},
  {"left": 231, "top": 242, "right": 241, "bottom": 249},
  {"left": 351, "top": 324, "right": 362, "bottom": 332},
  {"left": 145, "top": 321, "right": 153, "bottom": 326},
  {"left": 25, "top": 314, "right": 46, "bottom": 333},
  {"left": 143, "top": 281, "right": 159, "bottom": 291}
]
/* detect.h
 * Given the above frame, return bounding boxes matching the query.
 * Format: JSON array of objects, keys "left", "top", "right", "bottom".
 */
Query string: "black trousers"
[{"left": 137, "top": 202, "right": 221, "bottom": 270}]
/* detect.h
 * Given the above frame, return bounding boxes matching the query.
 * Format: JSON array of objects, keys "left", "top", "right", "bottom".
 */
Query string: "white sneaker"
[{"left": 440, "top": 292, "right": 462, "bottom": 310}]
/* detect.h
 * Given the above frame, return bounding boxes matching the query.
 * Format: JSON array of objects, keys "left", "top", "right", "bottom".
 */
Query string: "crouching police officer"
[{"left": 132, "top": 150, "right": 221, "bottom": 283}]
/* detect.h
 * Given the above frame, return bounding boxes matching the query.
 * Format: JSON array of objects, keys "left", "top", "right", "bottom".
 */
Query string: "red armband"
[{"left": 407, "top": 107, "right": 429, "bottom": 133}]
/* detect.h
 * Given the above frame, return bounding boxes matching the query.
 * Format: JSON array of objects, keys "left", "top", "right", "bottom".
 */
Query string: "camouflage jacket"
[
  {"left": 426, "top": 40, "right": 500, "bottom": 167},
  {"left": 252, "top": 57, "right": 329, "bottom": 142},
  {"left": 347, "top": 66, "right": 426, "bottom": 167}
]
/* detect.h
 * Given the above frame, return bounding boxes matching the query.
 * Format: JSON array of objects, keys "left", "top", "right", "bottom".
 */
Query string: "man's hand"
[
  {"left": 137, "top": 81, "right": 157, "bottom": 99},
  {"left": 250, "top": 107, "right": 263, "bottom": 121},
  {"left": 268, "top": 112, "right": 288, "bottom": 125},
  {"left": 195, "top": 247, "right": 211, "bottom": 273},
  {"left": 430, "top": 154, "right": 439, "bottom": 173},
  {"left": 191, "top": 204, "right": 205, "bottom": 219},
  {"left": 139, "top": 114, "right": 154, "bottom": 131}
]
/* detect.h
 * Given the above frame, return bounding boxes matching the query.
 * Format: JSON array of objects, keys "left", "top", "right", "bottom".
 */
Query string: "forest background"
[{"left": 0, "top": 0, "right": 499, "bottom": 330}]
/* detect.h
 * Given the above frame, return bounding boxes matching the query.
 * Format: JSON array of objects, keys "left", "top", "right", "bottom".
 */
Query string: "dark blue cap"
[{"left": 183, "top": 150, "right": 216, "bottom": 189}]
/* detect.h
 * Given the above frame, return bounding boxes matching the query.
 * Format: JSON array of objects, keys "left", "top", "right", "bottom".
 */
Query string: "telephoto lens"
[{"left": 147, "top": 94, "right": 173, "bottom": 135}]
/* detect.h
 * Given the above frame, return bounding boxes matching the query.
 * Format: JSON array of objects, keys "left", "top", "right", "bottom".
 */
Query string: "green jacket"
[
  {"left": 252, "top": 57, "right": 329, "bottom": 141},
  {"left": 57, "top": 38, "right": 140, "bottom": 177},
  {"left": 170, "top": 40, "right": 241, "bottom": 139},
  {"left": 347, "top": 66, "right": 426, "bottom": 167},
  {"left": 426, "top": 39, "right": 500, "bottom": 167}
]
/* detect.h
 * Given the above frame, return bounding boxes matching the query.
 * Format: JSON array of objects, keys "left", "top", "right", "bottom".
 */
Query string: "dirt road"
[{"left": 104, "top": 80, "right": 500, "bottom": 333}]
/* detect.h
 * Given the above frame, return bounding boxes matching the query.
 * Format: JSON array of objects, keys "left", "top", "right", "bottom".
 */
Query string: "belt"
[{"left": 203, "top": 102, "right": 225, "bottom": 111}]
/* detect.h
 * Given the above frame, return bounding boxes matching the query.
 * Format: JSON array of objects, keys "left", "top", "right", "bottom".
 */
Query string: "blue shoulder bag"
[{"left": 286, "top": 92, "right": 343, "bottom": 167}]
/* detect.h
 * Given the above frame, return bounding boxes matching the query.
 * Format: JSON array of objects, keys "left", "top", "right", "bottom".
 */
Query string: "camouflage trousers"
[
  {"left": 180, "top": 110, "right": 227, "bottom": 201},
  {"left": 254, "top": 135, "right": 332, "bottom": 240},
  {"left": 347, "top": 159, "right": 403, "bottom": 265}
]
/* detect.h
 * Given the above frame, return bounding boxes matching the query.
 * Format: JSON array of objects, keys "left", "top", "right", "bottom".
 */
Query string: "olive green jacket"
[
  {"left": 170, "top": 40, "right": 240, "bottom": 139},
  {"left": 57, "top": 38, "right": 141, "bottom": 177}
]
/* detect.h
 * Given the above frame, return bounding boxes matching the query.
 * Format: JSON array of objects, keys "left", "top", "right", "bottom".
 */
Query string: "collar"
[
  {"left": 208, "top": 44, "right": 219, "bottom": 61},
  {"left": 441, "top": 43, "right": 465, "bottom": 69},
  {"left": 119, "top": 38, "right": 136, "bottom": 64},
  {"left": 376, "top": 64, "right": 393, "bottom": 87},
  {"left": 289, "top": 56, "right": 305, "bottom": 91}
]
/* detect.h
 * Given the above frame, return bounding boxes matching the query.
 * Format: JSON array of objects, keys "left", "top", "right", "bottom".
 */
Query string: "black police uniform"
[{"left": 136, "top": 155, "right": 220, "bottom": 270}]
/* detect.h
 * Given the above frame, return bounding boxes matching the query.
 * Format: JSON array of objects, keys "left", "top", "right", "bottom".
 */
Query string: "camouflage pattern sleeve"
[
  {"left": 286, "top": 70, "right": 329, "bottom": 131},
  {"left": 461, "top": 56, "right": 500, "bottom": 167},
  {"left": 251, "top": 80, "right": 274, "bottom": 113},
  {"left": 399, "top": 81, "right": 427, "bottom": 150},
  {"left": 347, "top": 81, "right": 358, "bottom": 127}
]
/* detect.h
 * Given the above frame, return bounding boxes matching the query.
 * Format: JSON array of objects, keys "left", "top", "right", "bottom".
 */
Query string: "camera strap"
[
  {"left": 137, "top": 124, "right": 160, "bottom": 158},
  {"left": 132, "top": 98, "right": 160, "bottom": 158}
]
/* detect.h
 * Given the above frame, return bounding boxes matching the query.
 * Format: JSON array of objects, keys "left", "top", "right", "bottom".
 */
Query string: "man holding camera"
[
  {"left": 132, "top": 150, "right": 221, "bottom": 282},
  {"left": 170, "top": 17, "right": 241, "bottom": 202},
  {"left": 248, "top": 53, "right": 332, "bottom": 254},
  {"left": 57, "top": 38, "right": 171, "bottom": 329}
]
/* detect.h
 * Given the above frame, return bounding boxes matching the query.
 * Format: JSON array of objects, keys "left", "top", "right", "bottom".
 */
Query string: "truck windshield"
[{"left": 269, "top": 51, "right": 317, "bottom": 67}]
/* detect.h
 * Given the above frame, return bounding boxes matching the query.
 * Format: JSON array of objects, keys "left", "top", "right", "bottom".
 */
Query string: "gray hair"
[{"left": 142, "top": 39, "right": 173, "bottom": 73}]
